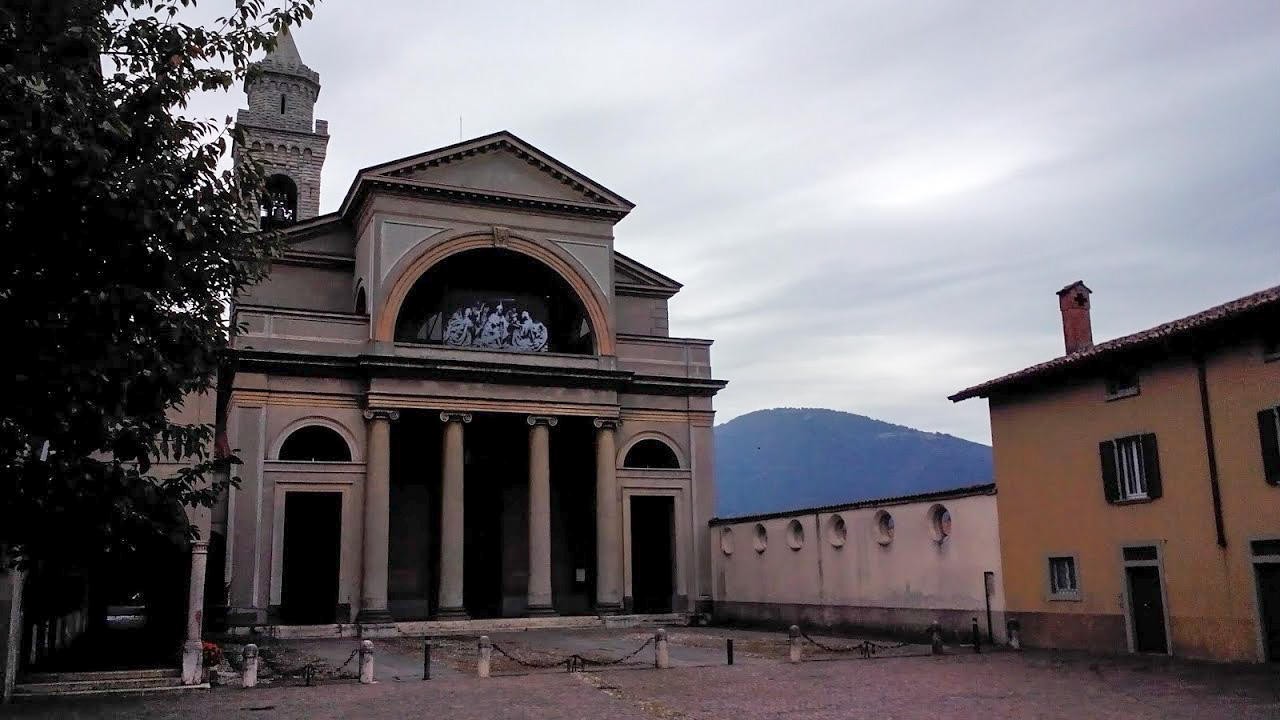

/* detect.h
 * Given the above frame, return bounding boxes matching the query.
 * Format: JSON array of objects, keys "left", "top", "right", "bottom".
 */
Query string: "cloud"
[{"left": 188, "top": 0, "right": 1280, "bottom": 443}]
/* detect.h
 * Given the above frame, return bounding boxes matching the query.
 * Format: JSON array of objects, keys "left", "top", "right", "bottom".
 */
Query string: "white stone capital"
[
  {"left": 440, "top": 411, "right": 473, "bottom": 424},
  {"left": 527, "top": 415, "right": 558, "bottom": 427},
  {"left": 593, "top": 417, "right": 622, "bottom": 430},
  {"left": 363, "top": 408, "right": 401, "bottom": 422}
]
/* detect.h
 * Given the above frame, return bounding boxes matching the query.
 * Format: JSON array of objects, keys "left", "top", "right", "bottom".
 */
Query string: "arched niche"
[
  {"left": 621, "top": 437, "right": 682, "bottom": 469},
  {"left": 272, "top": 418, "right": 358, "bottom": 462},
  {"left": 393, "top": 247, "right": 594, "bottom": 354},
  {"left": 375, "top": 232, "right": 614, "bottom": 354}
]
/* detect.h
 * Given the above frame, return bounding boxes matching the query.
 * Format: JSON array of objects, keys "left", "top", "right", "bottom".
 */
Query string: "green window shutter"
[
  {"left": 1099, "top": 440, "right": 1120, "bottom": 503},
  {"left": 1259, "top": 408, "right": 1280, "bottom": 486},
  {"left": 1140, "top": 433, "right": 1162, "bottom": 499}
]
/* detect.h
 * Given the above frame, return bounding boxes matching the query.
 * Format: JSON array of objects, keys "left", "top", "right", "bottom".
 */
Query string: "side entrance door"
[
  {"left": 1126, "top": 565, "right": 1168, "bottom": 654},
  {"left": 281, "top": 492, "right": 342, "bottom": 625},
  {"left": 1257, "top": 563, "right": 1280, "bottom": 661}
]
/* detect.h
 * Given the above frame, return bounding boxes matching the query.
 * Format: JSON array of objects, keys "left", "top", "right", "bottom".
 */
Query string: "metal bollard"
[
  {"left": 1007, "top": 619, "right": 1022, "bottom": 650},
  {"left": 423, "top": 638, "right": 432, "bottom": 680},
  {"left": 788, "top": 625, "right": 801, "bottom": 663},
  {"left": 242, "top": 644, "right": 259, "bottom": 688},
  {"left": 478, "top": 636, "right": 491, "bottom": 678},
  {"left": 359, "top": 640, "right": 375, "bottom": 684},
  {"left": 930, "top": 621, "right": 944, "bottom": 655},
  {"left": 971, "top": 618, "right": 981, "bottom": 654},
  {"left": 726, "top": 638, "right": 734, "bottom": 666},
  {"left": 655, "top": 629, "right": 670, "bottom": 669}
]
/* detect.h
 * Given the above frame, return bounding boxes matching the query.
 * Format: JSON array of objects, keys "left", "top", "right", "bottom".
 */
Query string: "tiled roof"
[
  {"left": 950, "top": 282, "right": 1280, "bottom": 402},
  {"left": 707, "top": 483, "right": 996, "bottom": 526}
]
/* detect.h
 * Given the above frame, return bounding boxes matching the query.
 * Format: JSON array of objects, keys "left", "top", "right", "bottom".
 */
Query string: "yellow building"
[{"left": 951, "top": 281, "right": 1280, "bottom": 662}]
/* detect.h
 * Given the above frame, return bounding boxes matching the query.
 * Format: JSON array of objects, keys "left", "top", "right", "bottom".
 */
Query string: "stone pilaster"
[{"left": 181, "top": 540, "right": 210, "bottom": 685}]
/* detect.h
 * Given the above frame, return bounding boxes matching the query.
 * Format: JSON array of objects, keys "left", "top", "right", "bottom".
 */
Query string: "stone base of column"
[
  {"left": 356, "top": 608, "right": 394, "bottom": 624},
  {"left": 525, "top": 604, "right": 557, "bottom": 618},
  {"left": 180, "top": 640, "right": 203, "bottom": 685},
  {"left": 594, "top": 602, "right": 624, "bottom": 616},
  {"left": 432, "top": 606, "right": 470, "bottom": 621}
]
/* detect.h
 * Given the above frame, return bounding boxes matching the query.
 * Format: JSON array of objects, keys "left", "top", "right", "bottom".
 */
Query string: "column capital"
[
  {"left": 363, "top": 408, "right": 401, "bottom": 422},
  {"left": 527, "top": 415, "right": 558, "bottom": 427},
  {"left": 440, "top": 411, "right": 473, "bottom": 424},
  {"left": 191, "top": 540, "right": 210, "bottom": 555},
  {"left": 593, "top": 417, "right": 622, "bottom": 430}
]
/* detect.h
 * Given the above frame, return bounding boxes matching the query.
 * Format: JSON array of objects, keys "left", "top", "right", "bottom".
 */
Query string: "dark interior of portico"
[{"left": 388, "top": 412, "right": 597, "bottom": 620}]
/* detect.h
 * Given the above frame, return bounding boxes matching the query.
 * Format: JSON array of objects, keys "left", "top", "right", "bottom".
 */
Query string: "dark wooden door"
[
  {"left": 1127, "top": 565, "right": 1168, "bottom": 653},
  {"left": 1257, "top": 563, "right": 1280, "bottom": 661},
  {"left": 281, "top": 492, "right": 342, "bottom": 625},
  {"left": 630, "top": 496, "right": 675, "bottom": 614}
]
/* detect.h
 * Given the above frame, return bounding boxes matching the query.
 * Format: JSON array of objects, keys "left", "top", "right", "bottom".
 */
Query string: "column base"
[
  {"left": 356, "top": 608, "right": 393, "bottom": 624},
  {"left": 432, "top": 606, "right": 470, "bottom": 621},
  {"left": 525, "top": 604, "right": 557, "bottom": 618},
  {"left": 594, "top": 602, "right": 624, "bottom": 616},
  {"left": 180, "top": 640, "right": 203, "bottom": 685}
]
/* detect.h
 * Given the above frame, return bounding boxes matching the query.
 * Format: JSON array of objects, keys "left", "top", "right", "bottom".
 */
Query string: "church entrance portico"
[{"left": 380, "top": 408, "right": 615, "bottom": 622}]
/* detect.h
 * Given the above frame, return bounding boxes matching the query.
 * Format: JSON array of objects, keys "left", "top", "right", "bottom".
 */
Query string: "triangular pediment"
[
  {"left": 615, "top": 252, "right": 681, "bottom": 298},
  {"left": 351, "top": 131, "right": 633, "bottom": 212}
]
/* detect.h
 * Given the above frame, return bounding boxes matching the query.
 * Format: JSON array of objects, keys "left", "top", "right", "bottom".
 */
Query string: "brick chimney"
[{"left": 1057, "top": 281, "right": 1093, "bottom": 354}]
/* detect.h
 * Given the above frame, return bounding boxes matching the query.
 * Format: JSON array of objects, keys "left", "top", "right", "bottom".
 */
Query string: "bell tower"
[{"left": 235, "top": 29, "right": 328, "bottom": 228}]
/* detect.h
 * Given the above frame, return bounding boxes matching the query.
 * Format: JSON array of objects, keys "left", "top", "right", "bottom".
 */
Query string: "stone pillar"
[
  {"left": 593, "top": 418, "right": 623, "bottom": 613},
  {"left": 436, "top": 412, "right": 472, "bottom": 619},
  {"left": 526, "top": 416, "right": 558, "bottom": 616},
  {"left": 181, "top": 540, "right": 210, "bottom": 685},
  {"left": 358, "top": 409, "right": 399, "bottom": 624}
]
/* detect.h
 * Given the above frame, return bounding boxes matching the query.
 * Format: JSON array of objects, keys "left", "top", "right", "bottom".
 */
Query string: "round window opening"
[
  {"left": 753, "top": 523, "right": 768, "bottom": 553},
  {"left": 930, "top": 504, "right": 952, "bottom": 543},
  {"left": 875, "top": 510, "right": 895, "bottom": 546},
  {"left": 786, "top": 519, "right": 805, "bottom": 550},
  {"left": 720, "top": 527, "right": 735, "bottom": 556},
  {"left": 827, "top": 514, "right": 847, "bottom": 548}
]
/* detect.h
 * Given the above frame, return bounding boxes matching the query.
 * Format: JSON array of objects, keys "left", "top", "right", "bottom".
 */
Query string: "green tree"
[{"left": 0, "top": 0, "right": 316, "bottom": 567}]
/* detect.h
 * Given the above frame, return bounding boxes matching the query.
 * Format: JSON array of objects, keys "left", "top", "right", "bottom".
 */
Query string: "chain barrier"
[
  {"left": 297, "top": 647, "right": 360, "bottom": 686},
  {"left": 490, "top": 636, "right": 656, "bottom": 673},
  {"left": 798, "top": 629, "right": 912, "bottom": 659}
]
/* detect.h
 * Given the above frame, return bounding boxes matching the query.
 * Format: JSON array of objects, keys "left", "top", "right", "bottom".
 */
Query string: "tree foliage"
[{"left": 0, "top": 0, "right": 316, "bottom": 567}]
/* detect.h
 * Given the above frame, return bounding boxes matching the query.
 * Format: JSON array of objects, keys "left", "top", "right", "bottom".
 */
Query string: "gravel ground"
[{"left": 5, "top": 630, "right": 1277, "bottom": 719}]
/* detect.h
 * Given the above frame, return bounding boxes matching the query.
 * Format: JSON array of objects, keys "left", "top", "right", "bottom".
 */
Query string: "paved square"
[{"left": 3, "top": 627, "right": 1277, "bottom": 719}]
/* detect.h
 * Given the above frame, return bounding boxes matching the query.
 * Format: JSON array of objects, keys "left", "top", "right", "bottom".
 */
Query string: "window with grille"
[
  {"left": 1104, "top": 370, "right": 1140, "bottom": 400},
  {"left": 1048, "top": 556, "right": 1078, "bottom": 597},
  {"left": 1100, "top": 434, "right": 1162, "bottom": 503}
]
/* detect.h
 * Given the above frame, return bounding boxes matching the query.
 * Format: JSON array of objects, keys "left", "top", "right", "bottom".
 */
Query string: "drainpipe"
[{"left": 1194, "top": 354, "right": 1227, "bottom": 548}]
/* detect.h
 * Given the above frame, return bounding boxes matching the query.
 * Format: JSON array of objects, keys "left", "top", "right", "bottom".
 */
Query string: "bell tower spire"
[{"left": 235, "top": 28, "right": 329, "bottom": 227}]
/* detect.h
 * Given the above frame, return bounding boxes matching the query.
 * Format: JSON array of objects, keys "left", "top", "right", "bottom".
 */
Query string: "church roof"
[
  {"left": 338, "top": 131, "right": 634, "bottom": 221},
  {"left": 253, "top": 28, "right": 319, "bottom": 86}
]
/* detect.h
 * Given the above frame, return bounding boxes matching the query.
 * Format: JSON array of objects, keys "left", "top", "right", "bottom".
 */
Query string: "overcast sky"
[{"left": 192, "top": 1, "right": 1280, "bottom": 444}]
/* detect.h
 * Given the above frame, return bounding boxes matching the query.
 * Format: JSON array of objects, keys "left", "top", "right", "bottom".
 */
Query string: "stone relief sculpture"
[{"left": 444, "top": 301, "right": 549, "bottom": 352}]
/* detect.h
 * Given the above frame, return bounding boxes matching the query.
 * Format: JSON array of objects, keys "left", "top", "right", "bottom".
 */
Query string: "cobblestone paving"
[{"left": 4, "top": 630, "right": 1278, "bottom": 719}]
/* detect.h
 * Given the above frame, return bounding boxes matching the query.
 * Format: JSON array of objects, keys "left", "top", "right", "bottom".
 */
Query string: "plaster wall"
[
  {"left": 990, "top": 337, "right": 1280, "bottom": 661},
  {"left": 712, "top": 492, "right": 1005, "bottom": 641}
]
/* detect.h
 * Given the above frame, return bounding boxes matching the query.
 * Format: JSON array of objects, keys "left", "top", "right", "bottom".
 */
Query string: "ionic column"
[
  {"left": 359, "top": 409, "right": 399, "bottom": 624},
  {"left": 526, "top": 416, "right": 558, "bottom": 616},
  {"left": 180, "top": 540, "right": 210, "bottom": 685},
  {"left": 435, "top": 412, "right": 472, "bottom": 620},
  {"left": 593, "top": 418, "right": 623, "bottom": 613}
]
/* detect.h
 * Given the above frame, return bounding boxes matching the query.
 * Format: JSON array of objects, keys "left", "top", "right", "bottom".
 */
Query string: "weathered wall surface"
[
  {"left": 990, "top": 336, "right": 1280, "bottom": 661},
  {"left": 711, "top": 490, "right": 1005, "bottom": 641}
]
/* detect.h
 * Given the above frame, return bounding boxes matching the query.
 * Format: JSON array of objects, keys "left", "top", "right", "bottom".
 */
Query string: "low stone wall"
[{"left": 713, "top": 600, "right": 1005, "bottom": 643}]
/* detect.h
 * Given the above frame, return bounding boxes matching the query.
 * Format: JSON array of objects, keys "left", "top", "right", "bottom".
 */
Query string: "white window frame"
[
  {"left": 1046, "top": 554, "right": 1081, "bottom": 600},
  {"left": 1112, "top": 436, "right": 1149, "bottom": 501}
]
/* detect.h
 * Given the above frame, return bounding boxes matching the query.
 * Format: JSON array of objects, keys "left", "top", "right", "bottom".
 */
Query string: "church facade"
[{"left": 217, "top": 33, "right": 725, "bottom": 628}]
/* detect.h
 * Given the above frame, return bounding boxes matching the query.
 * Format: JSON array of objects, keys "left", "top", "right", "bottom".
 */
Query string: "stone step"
[
  {"left": 12, "top": 682, "right": 209, "bottom": 701},
  {"left": 21, "top": 668, "right": 179, "bottom": 683},
  {"left": 15, "top": 675, "right": 186, "bottom": 695}
]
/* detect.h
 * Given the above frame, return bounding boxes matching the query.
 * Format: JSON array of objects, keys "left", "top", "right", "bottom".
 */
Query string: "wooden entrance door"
[
  {"left": 1126, "top": 565, "right": 1168, "bottom": 653},
  {"left": 281, "top": 492, "right": 342, "bottom": 625},
  {"left": 1257, "top": 563, "right": 1280, "bottom": 661}
]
